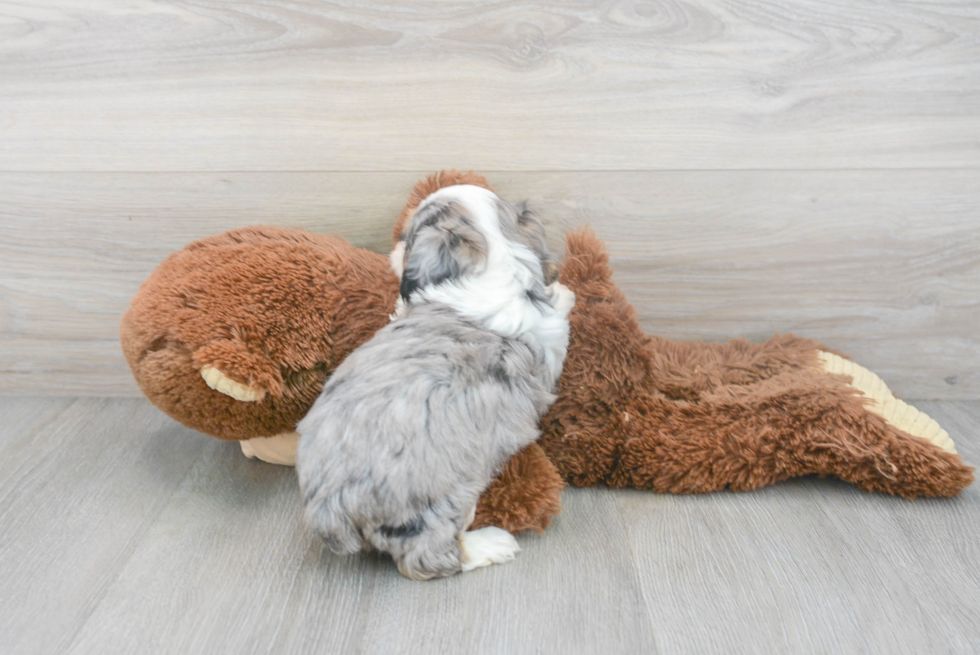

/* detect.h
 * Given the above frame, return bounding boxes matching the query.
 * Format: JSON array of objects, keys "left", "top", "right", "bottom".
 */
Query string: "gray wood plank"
[
  {"left": 356, "top": 488, "right": 657, "bottom": 655},
  {"left": 0, "top": 1, "right": 977, "bottom": 171},
  {"left": 63, "top": 444, "right": 657, "bottom": 655},
  {"left": 62, "top": 439, "right": 378, "bottom": 655},
  {"left": 615, "top": 401, "right": 980, "bottom": 653},
  {"left": 0, "top": 396, "right": 72, "bottom": 450},
  {"left": 0, "top": 398, "right": 976, "bottom": 654},
  {"left": 0, "top": 398, "right": 208, "bottom": 655},
  {"left": 2, "top": 170, "right": 978, "bottom": 398}
]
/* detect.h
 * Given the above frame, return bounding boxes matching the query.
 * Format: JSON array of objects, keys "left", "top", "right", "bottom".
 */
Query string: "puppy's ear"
[
  {"left": 400, "top": 202, "right": 487, "bottom": 301},
  {"left": 511, "top": 201, "right": 560, "bottom": 285}
]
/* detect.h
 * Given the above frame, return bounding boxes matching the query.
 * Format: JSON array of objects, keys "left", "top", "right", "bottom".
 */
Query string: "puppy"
[{"left": 296, "top": 185, "right": 574, "bottom": 580}]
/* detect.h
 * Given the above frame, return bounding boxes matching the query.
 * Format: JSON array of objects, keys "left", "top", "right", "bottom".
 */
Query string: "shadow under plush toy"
[{"left": 121, "top": 171, "right": 974, "bottom": 534}]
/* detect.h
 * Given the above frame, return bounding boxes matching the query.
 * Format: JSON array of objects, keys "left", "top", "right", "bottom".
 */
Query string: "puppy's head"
[
  {"left": 393, "top": 185, "right": 558, "bottom": 304},
  {"left": 396, "top": 193, "right": 489, "bottom": 302}
]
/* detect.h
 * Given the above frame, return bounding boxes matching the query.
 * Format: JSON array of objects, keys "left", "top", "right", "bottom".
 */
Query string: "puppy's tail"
[{"left": 304, "top": 493, "right": 363, "bottom": 555}]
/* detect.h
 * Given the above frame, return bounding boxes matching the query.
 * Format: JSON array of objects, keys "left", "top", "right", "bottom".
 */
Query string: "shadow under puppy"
[{"left": 297, "top": 185, "right": 575, "bottom": 579}]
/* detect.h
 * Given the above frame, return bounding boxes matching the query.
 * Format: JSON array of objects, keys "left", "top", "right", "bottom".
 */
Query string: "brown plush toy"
[{"left": 121, "top": 171, "right": 974, "bottom": 534}]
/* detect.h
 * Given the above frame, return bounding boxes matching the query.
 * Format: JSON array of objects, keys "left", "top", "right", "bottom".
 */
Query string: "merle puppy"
[{"left": 296, "top": 185, "right": 574, "bottom": 580}]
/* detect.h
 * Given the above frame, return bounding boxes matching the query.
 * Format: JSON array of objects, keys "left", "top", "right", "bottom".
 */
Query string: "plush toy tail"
[
  {"left": 543, "top": 227, "right": 975, "bottom": 499},
  {"left": 616, "top": 372, "right": 976, "bottom": 499}
]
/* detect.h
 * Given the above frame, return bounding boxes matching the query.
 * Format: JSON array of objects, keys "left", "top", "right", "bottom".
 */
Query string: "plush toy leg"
[
  {"left": 471, "top": 443, "right": 565, "bottom": 533},
  {"left": 542, "top": 226, "right": 974, "bottom": 499},
  {"left": 615, "top": 370, "right": 974, "bottom": 498},
  {"left": 544, "top": 348, "right": 973, "bottom": 498},
  {"left": 817, "top": 351, "right": 956, "bottom": 454},
  {"left": 240, "top": 431, "right": 299, "bottom": 466}
]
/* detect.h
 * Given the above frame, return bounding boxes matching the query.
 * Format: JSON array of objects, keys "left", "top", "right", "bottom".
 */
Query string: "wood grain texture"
[
  {"left": 0, "top": 398, "right": 207, "bottom": 655},
  {"left": 2, "top": 170, "right": 977, "bottom": 398},
  {"left": 0, "top": 0, "right": 978, "bottom": 171},
  {"left": 615, "top": 399, "right": 980, "bottom": 653},
  {"left": 66, "top": 469, "right": 658, "bottom": 655},
  {"left": 0, "top": 398, "right": 976, "bottom": 654}
]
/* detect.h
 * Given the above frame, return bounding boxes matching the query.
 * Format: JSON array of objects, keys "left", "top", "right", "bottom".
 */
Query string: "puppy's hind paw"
[{"left": 459, "top": 527, "right": 520, "bottom": 572}]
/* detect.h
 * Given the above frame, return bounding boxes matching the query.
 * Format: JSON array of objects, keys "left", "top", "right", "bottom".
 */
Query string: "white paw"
[
  {"left": 201, "top": 366, "right": 266, "bottom": 402},
  {"left": 548, "top": 282, "right": 576, "bottom": 317},
  {"left": 459, "top": 527, "right": 520, "bottom": 572}
]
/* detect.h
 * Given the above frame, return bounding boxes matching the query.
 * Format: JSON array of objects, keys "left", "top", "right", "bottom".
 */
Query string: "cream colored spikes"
[
  {"left": 817, "top": 351, "right": 956, "bottom": 454},
  {"left": 201, "top": 365, "right": 266, "bottom": 402}
]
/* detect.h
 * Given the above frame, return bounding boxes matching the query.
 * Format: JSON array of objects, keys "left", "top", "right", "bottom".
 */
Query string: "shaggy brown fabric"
[
  {"left": 121, "top": 171, "right": 974, "bottom": 535},
  {"left": 539, "top": 228, "right": 974, "bottom": 499},
  {"left": 470, "top": 443, "right": 565, "bottom": 534},
  {"left": 121, "top": 226, "right": 397, "bottom": 441}
]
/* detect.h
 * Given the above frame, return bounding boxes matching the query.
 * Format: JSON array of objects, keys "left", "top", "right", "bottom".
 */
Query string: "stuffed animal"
[{"left": 121, "top": 171, "right": 974, "bottom": 534}]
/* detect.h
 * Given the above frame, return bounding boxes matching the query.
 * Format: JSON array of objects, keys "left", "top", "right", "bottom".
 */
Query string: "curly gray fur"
[{"left": 296, "top": 185, "right": 572, "bottom": 579}]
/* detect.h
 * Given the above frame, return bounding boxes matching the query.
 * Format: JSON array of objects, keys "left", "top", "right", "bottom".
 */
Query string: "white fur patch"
[
  {"left": 389, "top": 241, "right": 406, "bottom": 279},
  {"left": 459, "top": 527, "right": 520, "bottom": 572},
  {"left": 410, "top": 185, "right": 574, "bottom": 382},
  {"left": 549, "top": 281, "right": 576, "bottom": 316}
]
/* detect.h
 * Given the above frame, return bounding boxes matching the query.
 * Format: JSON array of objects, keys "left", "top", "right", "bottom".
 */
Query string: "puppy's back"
[{"left": 297, "top": 303, "right": 552, "bottom": 569}]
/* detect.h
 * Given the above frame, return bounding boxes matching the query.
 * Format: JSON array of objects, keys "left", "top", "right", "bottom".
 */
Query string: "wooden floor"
[{"left": 1, "top": 397, "right": 977, "bottom": 654}]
